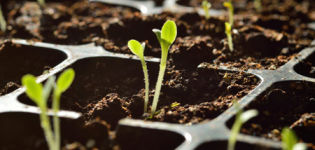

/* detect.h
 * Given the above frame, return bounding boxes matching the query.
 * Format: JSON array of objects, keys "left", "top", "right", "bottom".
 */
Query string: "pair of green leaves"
[
  {"left": 202, "top": 0, "right": 211, "bottom": 20},
  {"left": 22, "top": 68, "right": 75, "bottom": 106},
  {"left": 128, "top": 20, "right": 177, "bottom": 57}
]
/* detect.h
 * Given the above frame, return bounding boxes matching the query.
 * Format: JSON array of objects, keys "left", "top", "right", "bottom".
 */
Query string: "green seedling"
[
  {"left": 228, "top": 103, "right": 258, "bottom": 150},
  {"left": 38, "top": 0, "right": 45, "bottom": 7},
  {"left": 202, "top": 0, "right": 211, "bottom": 20},
  {"left": 254, "top": 0, "right": 262, "bottom": 12},
  {"left": 0, "top": 4, "right": 6, "bottom": 32},
  {"left": 128, "top": 40, "right": 150, "bottom": 113},
  {"left": 281, "top": 128, "right": 307, "bottom": 150},
  {"left": 225, "top": 22, "right": 234, "bottom": 51},
  {"left": 151, "top": 20, "right": 177, "bottom": 116},
  {"left": 223, "top": 0, "right": 234, "bottom": 26},
  {"left": 22, "top": 68, "right": 75, "bottom": 150}
]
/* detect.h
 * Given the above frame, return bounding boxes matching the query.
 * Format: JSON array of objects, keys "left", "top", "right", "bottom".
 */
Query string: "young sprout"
[
  {"left": 22, "top": 68, "right": 75, "bottom": 150},
  {"left": 281, "top": 128, "right": 307, "bottom": 150},
  {"left": 202, "top": 0, "right": 211, "bottom": 20},
  {"left": 53, "top": 69, "right": 75, "bottom": 149},
  {"left": 254, "top": 0, "right": 262, "bottom": 12},
  {"left": 225, "top": 22, "right": 234, "bottom": 51},
  {"left": 37, "top": 0, "right": 45, "bottom": 7},
  {"left": 128, "top": 40, "right": 150, "bottom": 113},
  {"left": 228, "top": 103, "right": 258, "bottom": 150},
  {"left": 0, "top": 4, "right": 6, "bottom": 32},
  {"left": 223, "top": 0, "right": 234, "bottom": 26},
  {"left": 151, "top": 20, "right": 177, "bottom": 116}
]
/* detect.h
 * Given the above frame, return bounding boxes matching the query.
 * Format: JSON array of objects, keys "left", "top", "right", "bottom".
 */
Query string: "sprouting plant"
[
  {"left": 202, "top": 0, "right": 211, "bottom": 20},
  {"left": 22, "top": 68, "right": 75, "bottom": 150},
  {"left": 0, "top": 4, "right": 6, "bottom": 32},
  {"left": 223, "top": 0, "right": 234, "bottom": 26},
  {"left": 254, "top": 0, "right": 262, "bottom": 12},
  {"left": 225, "top": 22, "right": 233, "bottom": 51},
  {"left": 151, "top": 20, "right": 177, "bottom": 116},
  {"left": 128, "top": 40, "right": 150, "bottom": 113},
  {"left": 37, "top": 0, "right": 45, "bottom": 7},
  {"left": 228, "top": 103, "right": 258, "bottom": 150},
  {"left": 281, "top": 128, "right": 307, "bottom": 150}
]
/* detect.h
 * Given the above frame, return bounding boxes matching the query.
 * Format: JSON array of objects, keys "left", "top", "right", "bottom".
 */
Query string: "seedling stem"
[
  {"left": 151, "top": 20, "right": 177, "bottom": 116},
  {"left": 0, "top": 4, "right": 6, "bottom": 32},
  {"left": 128, "top": 40, "right": 150, "bottom": 113},
  {"left": 228, "top": 102, "right": 258, "bottom": 150}
]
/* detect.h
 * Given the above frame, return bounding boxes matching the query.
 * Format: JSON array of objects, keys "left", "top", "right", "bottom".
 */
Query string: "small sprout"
[
  {"left": 171, "top": 102, "right": 180, "bottom": 108},
  {"left": 254, "top": 0, "right": 262, "bottom": 12},
  {"left": 22, "top": 68, "right": 75, "bottom": 150},
  {"left": 0, "top": 4, "right": 6, "bottom": 32},
  {"left": 151, "top": 20, "right": 177, "bottom": 116},
  {"left": 53, "top": 68, "right": 75, "bottom": 149},
  {"left": 128, "top": 39, "right": 150, "bottom": 114},
  {"left": 281, "top": 128, "right": 307, "bottom": 150},
  {"left": 223, "top": 0, "right": 234, "bottom": 26},
  {"left": 228, "top": 102, "right": 258, "bottom": 150},
  {"left": 202, "top": 0, "right": 211, "bottom": 20},
  {"left": 225, "top": 22, "right": 234, "bottom": 51},
  {"left": 38, "top": 0, "right": 45, "bottom": 7}
]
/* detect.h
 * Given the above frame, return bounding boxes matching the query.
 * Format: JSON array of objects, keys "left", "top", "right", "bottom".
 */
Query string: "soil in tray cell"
[
  {"left": 0, "top": 113, "right": 111, "bottom": 150},
  {"left": 19, "top": 57, "right": 259, "bottom": 129},
  {"left": 294, "top": 52, "right": 315, "bottom": 78},
  {"left": 196, "top": 140, "right": 279, "bottom": 150},
  {"left": 0, "top": 42, "right": 66, "bottom": 96},
  {"left": 227, "top": 81, "right": 315, "bottom": 149},
  {"left": 1, "top": 0, "right": 138, "bottom": 44}
]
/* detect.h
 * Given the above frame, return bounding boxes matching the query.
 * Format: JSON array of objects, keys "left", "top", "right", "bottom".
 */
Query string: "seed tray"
[{"left": 0, "top": 0, "right": 314, "bottom": 149}]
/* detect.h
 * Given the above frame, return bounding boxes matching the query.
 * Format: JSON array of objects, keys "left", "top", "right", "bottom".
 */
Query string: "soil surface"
[
  {"left": 231, "top": 82, "right": 315, "bottom": 149},
  {"left": 0, "top": 0, "right": 314, "bottom": 149}
]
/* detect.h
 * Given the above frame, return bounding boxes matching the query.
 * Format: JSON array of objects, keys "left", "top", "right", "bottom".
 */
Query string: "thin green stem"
[
  {"left": 0, "top": 4, "right": 6, "bottom": 32},
  {"left": 228, "top": 111, "right": 242, "bottom": 150},
  {"left": 53, "top": 92, "right": 61, "bottom": 150},
  {"left": 151, "top": 47, "right": 168, "bottom": 115},
  {"left": 40, "top": 105, "right": 56, "bottom": 150},
  {"left": 228, "top": 5, "right": 234, "bottom": 26},
  {"left": 227, "top": 32, "right": 233, "bottom": 51},
  {"left": 140, "top": 59, "right": 149, "bottom": 113}
]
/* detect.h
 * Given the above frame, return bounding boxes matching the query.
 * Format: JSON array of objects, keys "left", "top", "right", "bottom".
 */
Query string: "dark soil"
[
  {"left": 0, "top": 41, "right": 66, "bottom": 96},
  {"left": 228, "top": 82, "right": 315, "bottom": 149},
  {"left": 295, "top": 52, "right": 315, "bottom": 78}
]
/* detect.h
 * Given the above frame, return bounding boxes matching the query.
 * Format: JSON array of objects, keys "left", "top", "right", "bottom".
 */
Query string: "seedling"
[
  {"left": 223, "top": 0, "right": 234, "bottom": 26},
  {"left": 22, "top": 68, "right": 75, "bottom": 150},
  {"left": 281, "top": 128, "right": 307, "bottom": 150},
  {"left": 151, "top": 20, "right": 177, "bottom": 116},
  {"left": 228, "top": 102, "right": 258, "bottom": 150},
  {"left": 0, "top": 4, "right": 6, "bottom": 32},
  {"left": 202, "top": 0, "right": 211, "bottom": 20},
  {"left": 225, "top": 22, "right": 234, "bottom": 51},
  {"left": 38, "top": 0, "right": 45, "bottom": 7},
  {"left": 254, "top": 0, "right": 262, "bottom": 12},
  {"left": 128, "top": 40, "right": 150, "bottom": 113}
]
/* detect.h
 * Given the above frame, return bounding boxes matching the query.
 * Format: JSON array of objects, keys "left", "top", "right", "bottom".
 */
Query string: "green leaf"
[
  {"left": 282, "top": 128, "right": 298, "bottom": 150},
  {"left": 43, "top": 76, "right": 56, "bottom": 101},
  {"left": 293, "top": 143, "right": 307, "bottom": 150},
  {"left": 56, "top": 68, "right": 75, "bottom": 93},
  {"left": 128, "top": 40, "right": 144, "bottom": 58},
  {"left": 152, "top": 29, "right": 162, "bottom": 44},
  {"left": 22, "top": 75, "right": 43, "bottom": 105},
  {"left": 161, "top": 20, "right": 177, "bottom": 44},
  {"left": 240, "top": 109, "right": 258, "bottom": 123},
  {"left": 223, "top": 1, "right": 232, "bottom": 9}
]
